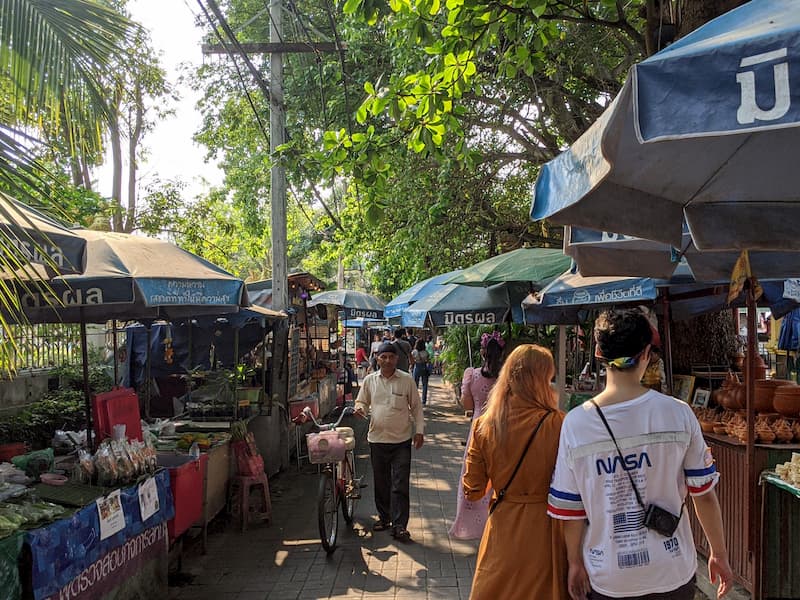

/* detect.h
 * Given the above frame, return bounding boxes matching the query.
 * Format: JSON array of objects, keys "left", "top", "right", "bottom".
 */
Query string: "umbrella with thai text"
[
  {"left": 530, "top": 0, "right": 800, "bottom": 254},
  {"left": 0, "top": 193, "right": 86, "bottom": 276},
  {"left": 307, "top": 289, "right": 385, "bottom": 320},
  {"left": 11, "top": 229, "right": 247, "bottom": 323}
]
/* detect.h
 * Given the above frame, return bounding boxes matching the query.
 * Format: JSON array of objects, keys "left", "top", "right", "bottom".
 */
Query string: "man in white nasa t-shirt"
[{"left": 548, "top": 309, "right": 733, "bottom": 599}]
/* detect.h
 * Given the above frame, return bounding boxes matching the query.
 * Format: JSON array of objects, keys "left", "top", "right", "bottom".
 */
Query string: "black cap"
[{"left": 377, "top": 342, "right": 397, "bottom": 355}]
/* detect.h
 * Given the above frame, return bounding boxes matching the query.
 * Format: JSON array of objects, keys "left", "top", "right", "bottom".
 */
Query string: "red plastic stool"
[{"left": 229, "top": 472, "right": 272, "bottom": 532}]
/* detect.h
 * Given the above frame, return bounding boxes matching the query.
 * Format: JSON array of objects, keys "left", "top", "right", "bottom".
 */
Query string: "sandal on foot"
[
  {"left": 392, "top": 527, "right": 411, "bottom": 542},
  {"left": 372, "top": 520, "right": 391, "bottom": 531}
]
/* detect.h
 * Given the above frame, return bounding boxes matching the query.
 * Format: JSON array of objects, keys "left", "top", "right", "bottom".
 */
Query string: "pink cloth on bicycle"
[{"left": 448, "top": 367, "right": 496, "bottom": 540}]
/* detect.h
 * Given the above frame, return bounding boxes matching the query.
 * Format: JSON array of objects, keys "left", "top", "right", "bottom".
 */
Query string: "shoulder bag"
[{"left": 489, "top": 411, "right": 551, "bottom": 515}]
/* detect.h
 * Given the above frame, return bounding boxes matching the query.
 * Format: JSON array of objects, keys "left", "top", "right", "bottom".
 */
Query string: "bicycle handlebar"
[{"left": 301, "top": 405, "right": 359, "bottom": 430}]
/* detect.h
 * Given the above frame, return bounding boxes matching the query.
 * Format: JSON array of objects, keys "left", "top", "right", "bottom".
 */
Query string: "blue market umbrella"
[
  {"left": 564, "top": 226, "right": 800, "bottom": 281},
  {"left": 0, "top": 193, "right": 86, "bottom": 276},
  {"left": 384, "top": 270, "right": 461, "bottom": 320},
  {"left": 531, "top": 0, "right": 800, "bottom": 253},
  {"left": 307, "top": 289, "right": 385, "bottom": 320}
]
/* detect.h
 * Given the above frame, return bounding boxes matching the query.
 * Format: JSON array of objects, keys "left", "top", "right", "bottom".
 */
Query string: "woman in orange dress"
[{"left": 464, "top": 344, "right": 569, "bottom": 600}]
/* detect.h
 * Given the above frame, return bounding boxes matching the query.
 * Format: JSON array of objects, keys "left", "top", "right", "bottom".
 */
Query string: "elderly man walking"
[{"left": 355, "top": 341, "right": 425, "bottom": 542}]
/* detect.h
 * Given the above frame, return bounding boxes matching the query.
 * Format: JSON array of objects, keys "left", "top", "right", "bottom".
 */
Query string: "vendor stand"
[
  {"left": 25, "top": 469, "right": 174, "bottom": 600},
  {"left": 758, "top": 470, "right": 800, "bottom": 599}
]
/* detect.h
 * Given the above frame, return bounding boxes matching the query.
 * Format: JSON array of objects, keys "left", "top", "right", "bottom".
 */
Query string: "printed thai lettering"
[
  {"left": 595, "top": 451, "right": 652, "bottom": 475},
  {"left": 736, "top": 48, "right": 791, "bottom": 124},
  {"left": 55, "top": 522, "right": 167, "bottom": 600},
  {"left": 7, "top": 237, "right": 66, "bottom": 266},
  {"left": 21, "top": 287, "right": 105, "bottom": 309},
  {"left": 443, "top": 312, "right": 497, "bottom": 326}
]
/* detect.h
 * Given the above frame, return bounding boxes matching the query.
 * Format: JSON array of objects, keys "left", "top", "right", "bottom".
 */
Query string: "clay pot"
[
  {"left": 774, "top": 388, "right": 800, "bottom": 418},
  {"left": 754, "top": 379, "right": 796, "bottom": 413},
  {"left": 728, "top": 383, "right": 746, "bottom": 410},
  {"left": 744, "top": 352, "right": 768, "bottom": 383}
]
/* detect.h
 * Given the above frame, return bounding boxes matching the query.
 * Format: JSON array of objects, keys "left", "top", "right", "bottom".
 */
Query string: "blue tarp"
[{"left": 26, "top": 469, "right": 174, "bottom": 600}]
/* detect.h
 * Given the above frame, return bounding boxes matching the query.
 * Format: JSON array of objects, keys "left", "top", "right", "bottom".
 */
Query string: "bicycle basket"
[{"left": 306, "top": 431, "right": 346, "bottom": 464}]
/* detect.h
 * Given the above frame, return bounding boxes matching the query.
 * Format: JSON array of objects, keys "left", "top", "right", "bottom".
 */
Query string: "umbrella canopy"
[
  {"left": 565, "top": 226, "right": 800, "bottom": 281},
  {"left": 531, "top": 0, "right": 800, "bottom": 252},
  {"left": 444, "top": 248, "right": 570, "bottom": 286},
  {"left": 13, "top": 229, "right": 247, "bottom": 323},
  {"left": 307, "top": 289, "right": 385, "bottom": 320},
  {"left": 384, "top": 270, "right": 461, "bottom": 320},
  {"left": 525, "top": 267, "right": 796, "bottom": 323},
  {"left": 402, "top": 281, "right": 529, "bottom": 328},
  {"left": 0, "top": 193, "right": 86, "bottom": 275}
]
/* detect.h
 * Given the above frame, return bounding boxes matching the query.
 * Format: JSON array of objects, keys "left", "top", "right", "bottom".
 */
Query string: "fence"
[{"left": 3, "top": 323, "right": 83, "bottom": 371}]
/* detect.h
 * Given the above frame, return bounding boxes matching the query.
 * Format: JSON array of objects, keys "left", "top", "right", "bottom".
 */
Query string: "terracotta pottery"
[
  {"left": 729, "top": 383, "right": 746, "bottom": 410},
  {"left": 744, "top": 352, "right": 768, "bottom": 383},
  {"left": 774, "top": 389, "right": 800, "bottom": 418},
  {"left": 754, "top": 379, "right": 796, "bottom": 413}
]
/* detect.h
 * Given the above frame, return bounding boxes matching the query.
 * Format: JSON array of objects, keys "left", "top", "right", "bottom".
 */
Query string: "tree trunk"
[
  {"left": 678, "top": 0, "right": 749, "bottom": 38},
  {"left": 125, "top": 85, "right": 144, "bottom": 233}
]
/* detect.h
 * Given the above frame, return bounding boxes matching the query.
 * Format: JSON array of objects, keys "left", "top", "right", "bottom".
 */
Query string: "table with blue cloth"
[{"left": 25, "top": 469, "right": 174, "bottom": 600}]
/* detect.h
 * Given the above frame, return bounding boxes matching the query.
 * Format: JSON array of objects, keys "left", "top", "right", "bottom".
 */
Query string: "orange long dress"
[{"left": 464, "top": 398, "right": 569, "bottom": 600}]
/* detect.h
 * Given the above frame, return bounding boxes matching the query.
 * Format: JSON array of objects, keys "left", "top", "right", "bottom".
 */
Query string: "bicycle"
[{"left": 299, "top": 405, "right": 364, "bottom": 553}]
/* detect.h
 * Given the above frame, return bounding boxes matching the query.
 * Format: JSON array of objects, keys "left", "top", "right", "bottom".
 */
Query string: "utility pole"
[{"left": 269, "top": 0, "right": 287, "bottom": 312}]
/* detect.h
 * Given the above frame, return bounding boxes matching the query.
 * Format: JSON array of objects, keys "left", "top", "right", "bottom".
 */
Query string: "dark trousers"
[
  {"left": 412, "top": 363, "right": 429, "bottom": 404},
  {"left": 589, "top": 577, "right": 696, "bottom": 600},
  {"left": 369, "top": 440, "right": 412, "bottom": 529}
]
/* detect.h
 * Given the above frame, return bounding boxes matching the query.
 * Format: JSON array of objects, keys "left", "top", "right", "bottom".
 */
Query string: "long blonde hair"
[{"left": 477, "top": 344, "right": 557, "bottom": 442}]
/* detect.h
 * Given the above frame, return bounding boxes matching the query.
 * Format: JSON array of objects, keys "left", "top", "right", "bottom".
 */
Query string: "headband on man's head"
[
  {"left": 481, "top": 331, "right": 505, "bottom": 349},
  {"left": 594, "top": 345, "right": 648, "bottom": 370}
]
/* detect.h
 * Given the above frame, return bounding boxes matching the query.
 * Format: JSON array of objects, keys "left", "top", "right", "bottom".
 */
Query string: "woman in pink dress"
[{"left": 449, "top": 332, "right": 505, "bottom": 539}]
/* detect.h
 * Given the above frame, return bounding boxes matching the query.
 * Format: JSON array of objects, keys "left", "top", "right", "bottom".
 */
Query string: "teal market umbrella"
[{"left": 444, "top": 248, "right": 570, "bottom": 287}]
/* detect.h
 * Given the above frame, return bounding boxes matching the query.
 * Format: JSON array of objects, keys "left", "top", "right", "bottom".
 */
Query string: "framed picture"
[
  {"left": 692, "top": 388, "right": 711, "bottom": 408},
  {"left": 672, "top": 375, "right": 696, "bottom": 403}
]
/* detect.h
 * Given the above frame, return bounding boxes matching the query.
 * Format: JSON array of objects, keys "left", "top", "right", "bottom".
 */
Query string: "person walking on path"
[
  {"left": 548, "top": 308, "right": 733, "bottom": 600},
  {"left": 355, "top": 341, "right": 425, "bottom": 543},
  {"left": 449, "top": 331, "right": 504, "bottom": 540},
  {"left": 392, "top": 328, "right": 414, "bottom": 373},
  {"left": 412, "top": 338, "right": 432, "bottom": 405},
  {"left": 464, "top": 344, "right": 569, "bottom": 600}
]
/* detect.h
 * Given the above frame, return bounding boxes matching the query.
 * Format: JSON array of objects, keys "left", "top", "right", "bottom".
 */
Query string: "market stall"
[{"left": 25, "top": 469, "right": 174, "bottom": 600}]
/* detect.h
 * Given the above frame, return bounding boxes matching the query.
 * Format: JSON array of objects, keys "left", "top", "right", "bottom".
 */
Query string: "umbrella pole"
[
  {"left": 80, "top": 314, "right": 94, "bottom": 452},
  {"left": 466, "top": 326, "right": 473, "bottom": 368},
  {"left": 145, "top": 325, "right": 152, "bottom": 420},
  {"left": 746, "top": 282, "right": 759, "bottom": 578},
  {"left": 234, "top": 328, "right": 240, "bottom": 420},
  {"left": 557, "top": 325, "right": 567, "bottom": 410},
  {"left": 662, "top": 292, "right": 674, "bottom": 395},
  {"left": 112, "top": 322, "right": 119, "bottom": 388}
]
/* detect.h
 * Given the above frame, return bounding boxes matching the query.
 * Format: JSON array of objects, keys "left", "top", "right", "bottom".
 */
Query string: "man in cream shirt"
[{"left": 355, "top": 342, "right": 425, "bottom": 542}]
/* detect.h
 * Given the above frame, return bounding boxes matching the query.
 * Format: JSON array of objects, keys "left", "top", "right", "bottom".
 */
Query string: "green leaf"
[
  {"left": 343, "top": 0, "right": 363, "bottom": 14},
  {"left": 364, "top": 81, "right": 376, "bottom": 95}
]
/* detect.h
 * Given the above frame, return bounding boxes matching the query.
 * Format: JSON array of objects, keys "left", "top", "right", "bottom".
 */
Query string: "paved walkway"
[
  {"left": 169, "top": 377, "right": 742, "bottom": 600},
  {"left": 170, "top": 377, "right": 479, "bottom": 600}
]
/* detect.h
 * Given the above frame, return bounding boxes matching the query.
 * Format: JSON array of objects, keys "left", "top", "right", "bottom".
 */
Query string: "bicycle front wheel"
[
  {"left": 318, "top": 469, "right": 339, "bottom": 553},
  {"left": 341, "top": 452, "right": 358, "bottom": 524}
]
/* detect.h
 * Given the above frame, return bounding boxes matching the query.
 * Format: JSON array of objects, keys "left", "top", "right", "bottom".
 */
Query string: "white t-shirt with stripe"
[{"left": 548, "top": 390, "right": 719, "bottom": 597}]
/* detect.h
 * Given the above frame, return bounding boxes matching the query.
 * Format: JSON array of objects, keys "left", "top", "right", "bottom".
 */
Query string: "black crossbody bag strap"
[
  {"left": 590, "top": 400, "right": 646, "bottom": 509},
  {"left": 489, "top": 411, "right": 551, "bottom": 516}
]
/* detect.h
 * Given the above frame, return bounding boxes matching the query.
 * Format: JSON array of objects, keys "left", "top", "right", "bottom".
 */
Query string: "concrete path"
[{"left": 169, "top": 377, "right": 744, "bottom": 600}]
